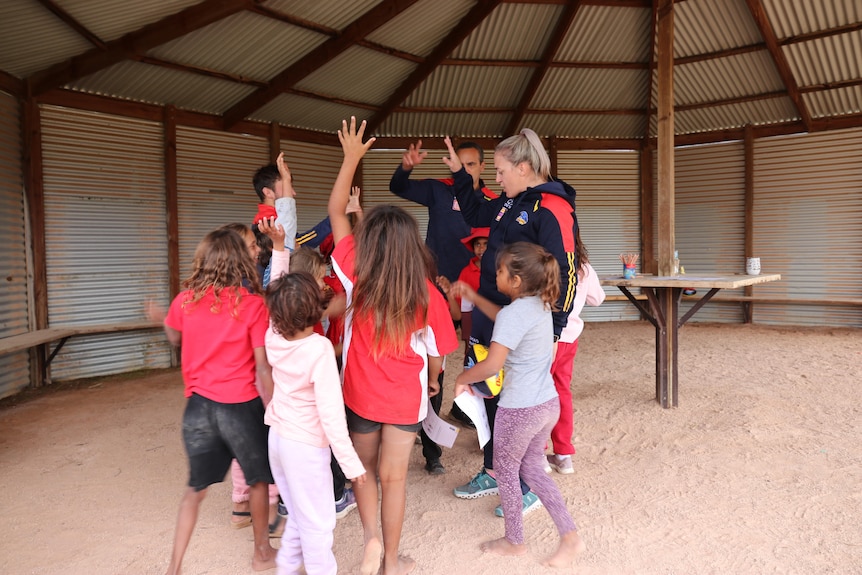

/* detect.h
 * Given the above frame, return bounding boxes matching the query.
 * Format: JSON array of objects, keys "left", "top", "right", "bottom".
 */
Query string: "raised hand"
[
  {"left": 441, "top": 136, "right": 462, "bottom": 173},
  {"left": 401, "top": 139, "right": 427, "bottom": 170},
  {"left": 346, "top": 186, "right": 362, "bottom": 214},
  {"left": 275, "top": 152, "right": 296, "bottom": 198},
  {"left": 337, "top": 117, "right": 376, "bottom": 162},
  {"left": 449, "top": 280, "right": 475, "bottom": 303},
  {"left": 258, "top": 216, "right": 286, "bottom": 250}
]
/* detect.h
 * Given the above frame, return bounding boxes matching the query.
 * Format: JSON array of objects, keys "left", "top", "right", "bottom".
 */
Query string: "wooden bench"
[{"left": 0, "top": 320, "right": 163, "bottom": 387}]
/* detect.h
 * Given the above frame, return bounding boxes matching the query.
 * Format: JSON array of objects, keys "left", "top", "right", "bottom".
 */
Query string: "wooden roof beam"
[
  {"left": 365, "top": 0, "right": 505, "bottom": 134},
  {"left": 223, "top": 0, "right": 422, "bottom": 130},
  {"left": 506, "top": 0, "right": 583, "bottom": 134},
  {"left": 36, "top": 0, "right": 106, "bottom": 50},
  {"left": 27, "top": 0, "right": 258, "bottom": 97},
  {"left": 744, "top": 0, "right": 811, "bottom": 129}
]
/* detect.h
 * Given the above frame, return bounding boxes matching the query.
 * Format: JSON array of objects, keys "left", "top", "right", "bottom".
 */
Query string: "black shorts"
[
  {"left": 182, "top": 393, "right": 273, "bottom": 491},
  {"left": 345, "top": 406, "right": 422, "bottom": 434}
]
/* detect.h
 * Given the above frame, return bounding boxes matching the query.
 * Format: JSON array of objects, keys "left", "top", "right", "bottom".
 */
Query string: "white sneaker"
[{"left": 547, "top": 454, "right": 574, "bottom": 475}]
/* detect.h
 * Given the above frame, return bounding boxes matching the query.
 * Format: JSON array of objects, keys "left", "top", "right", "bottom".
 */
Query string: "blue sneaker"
[
  {"left": 453, "top": 469, "right": 499, "bottom": 499},
  {"left": 494, "top": 491, "right": 543, "bottom": 518},
  {"left": 335, "top": 487, "right": 357, "bottom": 519}
]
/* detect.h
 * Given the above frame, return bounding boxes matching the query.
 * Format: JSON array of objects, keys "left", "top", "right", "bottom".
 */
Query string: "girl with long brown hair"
[{"left": 327, "top": 118, "right": 458, "bottom": 575}]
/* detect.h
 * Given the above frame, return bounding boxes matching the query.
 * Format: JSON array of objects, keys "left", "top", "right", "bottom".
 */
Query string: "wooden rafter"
[
  {"left": 35, "top": 0, "right": 105, "bottom": 49},
  {"left": 27, "top": 0, "right": 258, "bottom": 97},
  {"left": 506, "top": 0, "right": 583, "bottom": 134},
  {"left": 365, "top": 0, "right": 505, "bottom": 134},
  {"left": 222, "top": 0, "right": 422, "bottom": 130},
  {"left": 744, "top": 0, "right": 811, "bottom": 129}
]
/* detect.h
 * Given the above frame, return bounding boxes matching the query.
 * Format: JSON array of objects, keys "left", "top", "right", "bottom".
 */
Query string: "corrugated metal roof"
[
  {"left": 535, "top": 68, "right": 650, "bottom": 110},
  {"left": 522, "top": 113, "right": 646, "bottom": 140},
  {"left": 0, "top": 1, "right": 90, "bottom": 77},
  {"left": 558, "top": 5, "right": 651, "bottom": 62},
  {"left": 296, "top": 46, "right": 416, "bottom": 106},
  {"left": 783, "top": 30, "right": 862, "bottom": 85},
  {"left": 58, "top": 0, "right": 202, "bottom": 42},
  {"left": 405, "top": 65, "right": 531, "bottom": 108},
  {"left": 251, "top": 93, "right": 365, "bottom": 134},
  {"left": 762, "top": 0, "right": 862, "bottom": 37},
  {"left": 377, "top": 111, "right": 509, "bottom": 138},
  {"left": 147, "top": 11, "right": 328, "bottom": 83},
  {"left": 66, "top": 60, "right": 258, "bottom": 115},
  {"left": 368, "top": 0, "right": 473, "bottom": 57},
  {"left": 803, "top": 86, "right": 862, "bottom": 117},
  {"left": 263, "top": 0, "right": 382, "bottom": 31},
  {"left": 453, "top": 3, "right": 560, "bottom": 60},
  {"left": 675, "top": 0, "right": 763, "bottom": 56},
  {"left": 675, "top": 97, "right": 800, "bottom": 133},
  {"left": 674, "top": 50, "right": 786, "bottom": 104}
]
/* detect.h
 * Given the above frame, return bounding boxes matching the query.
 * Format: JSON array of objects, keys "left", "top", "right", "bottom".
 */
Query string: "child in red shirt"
[
  {"left": 328, "top": 118, "right": 458, "bottom": 575},
  {"left": 161, "top": 227, "right": 276, "bottom": 574}
]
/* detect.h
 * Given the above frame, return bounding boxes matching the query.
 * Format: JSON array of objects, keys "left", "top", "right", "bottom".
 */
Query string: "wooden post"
[
  {"left": 22, "top": 98, "right": 48, "bottom": 386},
  {"left": 640, "top": 145, "right": 655, "bottom": 274},
  {"left": 656, "top": 0, "right": 677, "bottom": 406},
  {"left": 743, "top": 124, "right": 755, "bottom": 322},
  {"left": 269, "top": 122, "right": 280, "bottom": 162},
  {"left": 164, "top": 106, "right": 180, "bottom": 300}
]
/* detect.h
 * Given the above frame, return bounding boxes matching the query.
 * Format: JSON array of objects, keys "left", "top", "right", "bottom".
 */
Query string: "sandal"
[
  {"left": 269, "top": 513, "right": 286, "bottom": 538},
  {"left": 230, "top": 510, "right": 252, "bottom": 530}
]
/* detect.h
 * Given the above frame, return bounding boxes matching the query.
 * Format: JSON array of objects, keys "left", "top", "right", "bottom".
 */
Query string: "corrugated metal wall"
[
  {"left": 557, "top": 150, "right": 642, "bottom": 322},
  {"left": 175, "top": 126, "right": 268, "bottom": 280},
  {"left": 752, "top": 128, "right": 862, "bottom": 327},
  {"left": 0, "top": 90, "right": 30, "bottom": 398},
  {"left": 39, "top": 105, "right": 173, "bottom": 380},
  {"left": 280, "top": 139, "right": 343, "bottom": 232},
  {"left": 675, "top": 141, "right": 746, "bottom": 323}
]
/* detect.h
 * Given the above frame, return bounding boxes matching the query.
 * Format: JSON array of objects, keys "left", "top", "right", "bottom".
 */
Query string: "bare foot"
[
  {"left": 252, "top": 543, "right": 277, "bottom": 571},
  {"left": 542, "top": 530, "right": 585, "bottom": 568},
  {"left": 380, "top": 555, "right": 416, "bottom": 575},
  {"left": 360, "top": 537, "right": 382, "bottom": 575},
  {"left": 480, "top": 537, "right": 528, "bottom": 556}
]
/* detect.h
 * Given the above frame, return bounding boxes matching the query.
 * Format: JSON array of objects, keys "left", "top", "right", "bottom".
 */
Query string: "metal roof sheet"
[
  {"left": 378, "top": 111, "right": 509, "bottom": 138},
  {"left": 0, "top": 1, "right": 90, "bottom": 78},
  {"left": 673, "top": 50, "right": 786, "bottom": 105},
  {"left": 675, "top": 97, "right": 800, "bottom": 133},
  {"left": 263, "top": 0, "right": 382, "bottom": 31},
  {"left": 404, "top": 65, "right": 532, "bottom": 108},
  {"left": 453, "top": 2, "right": 560, "bottom": 60},
  {"left": 251, "top": 93, "right": 362, "bottom": 134},
  {"left": 57, "top": 0, "right": 202, "bottom": 43},
  {"left": 147, "top": 11, "right": 327, "bottom": 83},
  {"left": 783, "top": 30, "right": 862, "bottom": 86},
  {"left": 296, "top": 46, "right": 416, "bottom": 106},
  {"left": 535, "top": 68, "right": 650, "bottom": 110},
  {"left": 65, "top": 60, "right": 257, "bottom": 115},
  {"left": 803, "top": 86, "right": 862, "bottom": 118},
  {"left": 762, "top": 0, "right": 862, "bottom": 37},
  {"left": 558, "top": 5, "right": 651, "bottom": 63},
  {"left": 522, "top": 112, "right": 646, "bottom": 140},
  {"left": 367, "top": 0, "right": 473, "bottom": 57},
  {"left": 674, "top": 0, "right": 763, "bottom": 56}
]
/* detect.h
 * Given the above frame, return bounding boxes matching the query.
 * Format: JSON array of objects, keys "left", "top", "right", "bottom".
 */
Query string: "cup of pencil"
[{"left": 620, "top": 253, "right": 639, "bottom": 279}]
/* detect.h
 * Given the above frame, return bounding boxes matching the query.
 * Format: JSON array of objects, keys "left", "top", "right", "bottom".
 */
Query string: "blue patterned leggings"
[{"left": 494, "top": 398, "right": 578, "bottom": 544}]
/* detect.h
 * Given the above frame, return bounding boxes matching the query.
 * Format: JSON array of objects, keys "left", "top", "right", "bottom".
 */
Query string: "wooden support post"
[
  {"left": 743, "top": 124, "right": 755, "bottom": 323},
  {"left": 640, "top": 145, "right": 655, "bottom": 274},
  {"left": 164, "top": 106, "right": 180, "bottom": 300},
  {"left": 22, "top": 98, "right": 47, "bottom": 387}
]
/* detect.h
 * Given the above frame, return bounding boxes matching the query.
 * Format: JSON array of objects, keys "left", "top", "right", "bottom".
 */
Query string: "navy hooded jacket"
[{"left": 450, "top": 167, "right": 579, "bottom": 340}]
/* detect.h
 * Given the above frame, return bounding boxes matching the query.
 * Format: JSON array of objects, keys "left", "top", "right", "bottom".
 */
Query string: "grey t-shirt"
[{"left": 492, "top": 295, "right": 558, "bottom": 409}]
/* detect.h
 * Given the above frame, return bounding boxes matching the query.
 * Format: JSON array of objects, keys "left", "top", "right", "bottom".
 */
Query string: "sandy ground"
[{"left": 1, "top": 321, "right": 860, "bottom": 575}]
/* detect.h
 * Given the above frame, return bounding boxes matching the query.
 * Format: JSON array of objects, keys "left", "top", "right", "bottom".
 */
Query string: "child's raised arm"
[
  {"left": 329, "top": 117, "right": 376, "bottom": 245},
  {"left": 451, "top": 280, "right": 501, "bottom": 321},
  {"left": 275, "top": 153, "right": 298, "bottom": 251}
]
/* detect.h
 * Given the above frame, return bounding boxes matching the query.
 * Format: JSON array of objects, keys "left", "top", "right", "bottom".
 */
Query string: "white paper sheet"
[
  {"left": 421, "top": 399, "right": 460, "bottom": 448},
  {"left": 454, "top": 391, "right": 492, "bottom": 448}
]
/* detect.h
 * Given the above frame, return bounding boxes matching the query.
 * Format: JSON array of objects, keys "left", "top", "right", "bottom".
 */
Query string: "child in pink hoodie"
[{"left": 264, "top": 270, "right": 366, "bottom": 575}]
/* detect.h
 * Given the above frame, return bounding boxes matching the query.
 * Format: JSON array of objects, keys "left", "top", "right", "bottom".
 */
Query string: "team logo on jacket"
[
  {"left": 495, "top": 198, "right": 514, "bottom": 221},
  {"left": 516, "top": 211, "right": 529, "bottom": 225}
]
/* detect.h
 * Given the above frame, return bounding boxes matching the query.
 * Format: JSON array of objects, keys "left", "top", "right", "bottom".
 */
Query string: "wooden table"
[{"left": 600, "top": 273, "right": 781, "bottom": 408}]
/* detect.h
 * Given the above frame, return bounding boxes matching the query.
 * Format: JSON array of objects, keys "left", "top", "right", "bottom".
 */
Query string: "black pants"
[
  {"left": 420, "top": 371, "right": 445, "bottom": 462},
  {"left": 331, "top": 451, "right": 346, "bottom": 501}
]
